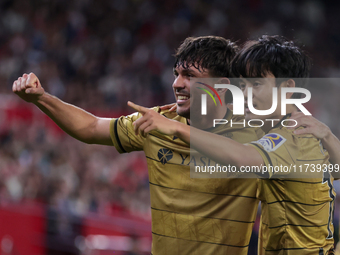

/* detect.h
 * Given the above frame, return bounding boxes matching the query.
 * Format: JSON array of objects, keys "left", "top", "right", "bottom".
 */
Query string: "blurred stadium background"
[{"left": 0, "top": 0, "right": 340, "bottom": 254}]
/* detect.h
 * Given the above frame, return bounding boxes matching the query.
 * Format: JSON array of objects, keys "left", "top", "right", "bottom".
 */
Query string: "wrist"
[
  {"left": 32, "top": 91, "right": 47, "bottom": 105},
  {"left": 174, "top": 122, "right": 183, "bottom": 137},
  {"left": 322, "top": 127, "right": 333, "bottom": 143},
  {"left": 174, "top": 123, "right": 189, "bottom": 140}
]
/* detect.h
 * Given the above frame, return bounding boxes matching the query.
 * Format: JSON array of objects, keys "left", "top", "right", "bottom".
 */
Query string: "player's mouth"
[{"left": 177, "top": 95, "right": 190, "bottom": 104}]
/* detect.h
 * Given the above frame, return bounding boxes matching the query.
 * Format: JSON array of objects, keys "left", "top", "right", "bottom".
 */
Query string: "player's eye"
[
  {"left": 253, "top": 82, "right": 261, "bottom": 87},
  {"left": 239, "top": 83, "right": 246, "bottom": 90}
]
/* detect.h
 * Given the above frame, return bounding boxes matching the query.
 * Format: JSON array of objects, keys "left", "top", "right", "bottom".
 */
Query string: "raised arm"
[
  {"left": 289, "top": 111, "right": 340, "bottom": 165},
  {"left": 13, "top": 73, "right": 112, "bottom": 145}
]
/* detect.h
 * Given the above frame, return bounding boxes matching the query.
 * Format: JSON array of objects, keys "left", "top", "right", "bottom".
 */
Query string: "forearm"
[
  {"left": 34, "top": 93, "right": 111, "bottom": 144},
  {"left": 175, "top": 124, "right": 260, "bottom": 168}
]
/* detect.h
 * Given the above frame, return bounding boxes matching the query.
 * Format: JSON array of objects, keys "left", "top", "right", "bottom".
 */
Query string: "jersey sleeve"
[
  {"left": 109, "top": 112, "right": 146, "bottom": 153},
  {"left": 248, "top": 129, "right": 299, "bottom": 178},
  {"left": 109, "top": 107, "right": 160, "bottom": 153}
]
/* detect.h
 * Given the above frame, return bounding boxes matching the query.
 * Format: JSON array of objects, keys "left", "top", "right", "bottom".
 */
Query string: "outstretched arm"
[
  {"left": 128, "top": 101, "right": 263, "bottom": 169},
  {"left": 13, "top": 73, "right": 112, "bottom": 145},
  {"left": 289, "top": 111, "right": 340, "bottom": 165}
]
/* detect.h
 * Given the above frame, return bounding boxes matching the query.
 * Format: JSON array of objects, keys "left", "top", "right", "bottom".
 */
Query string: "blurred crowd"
[
  {"left": 0, "top": 116, "right": 150, "bottom": 217},
  {"left": 1, "top": 0, "right": 340, "bottom": 254}
]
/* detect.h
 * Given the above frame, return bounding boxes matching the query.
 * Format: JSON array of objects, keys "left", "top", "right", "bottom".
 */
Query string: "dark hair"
[
  {"left": 231, "top": 35, "right": 312, "bottom": 98},
  {"left": 174, "top": 36, "right": 238, "bottom": 77}
]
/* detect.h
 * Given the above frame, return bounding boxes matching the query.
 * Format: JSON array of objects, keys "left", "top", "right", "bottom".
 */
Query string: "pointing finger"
[{"left": 128, "top": 101, "right": 148, "bottom": 114}]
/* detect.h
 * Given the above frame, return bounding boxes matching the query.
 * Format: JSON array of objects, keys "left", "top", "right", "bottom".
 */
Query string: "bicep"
[{"left": 92, "top": 118, "right": 113, "bottom": 145}]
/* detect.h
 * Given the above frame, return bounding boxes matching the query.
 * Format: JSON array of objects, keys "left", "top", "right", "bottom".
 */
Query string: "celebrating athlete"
[{"left": 13, "top": 36, "right": 262, "bottom": 255}]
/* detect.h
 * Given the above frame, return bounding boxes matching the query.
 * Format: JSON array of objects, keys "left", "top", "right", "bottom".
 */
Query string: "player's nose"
[{"left": 172, "top": 75, "right": 187, "bottom": 90}]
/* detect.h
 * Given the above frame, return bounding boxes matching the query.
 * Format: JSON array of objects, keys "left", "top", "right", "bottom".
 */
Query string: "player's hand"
[
  {"left": 12, "top": 73, "right": 45, "bottom": 103},
  {"left": 160, "top": 103, "right": 177, "bottom": 112},
  {"left": 287, "top": 111, "right": 331, "bottom": 139},
  {"left": 128, "top": 101, "right": 178, "bottom": 136}
]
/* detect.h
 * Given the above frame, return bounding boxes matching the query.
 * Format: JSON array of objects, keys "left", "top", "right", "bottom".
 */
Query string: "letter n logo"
[{"left": 197, "top": 82, "right": 222, "bottom": 115}]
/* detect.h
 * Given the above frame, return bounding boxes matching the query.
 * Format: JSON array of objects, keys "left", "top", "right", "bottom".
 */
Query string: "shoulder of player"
[
  {"left": 277, "top": 126, "right": 315, "bottom": 138},
  {"left": 157, "top": 105, "right": 185, "bottom": 122},
  {"left": 251, "top": 128, "right": 293, "bottom": 153},
  {"left": 266, "top": 126, "right": 318, "bottom": 145},
  {"left": 264, "top": 126, "right": 295, "bottom": 140}
]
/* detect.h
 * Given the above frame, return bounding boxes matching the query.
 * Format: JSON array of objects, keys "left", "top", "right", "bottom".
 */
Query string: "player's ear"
[
  {"left": 284, "top": 79, "right": 296, "bottom": 99},
  {"left": 286, "top": 79, "right": 295, "bottom": 88},
  {"left": 216, "top": 77, "right": 230, "bottom": 94},
  {"left": 279, "top": 79, "right": 295, "bottom": 88}
]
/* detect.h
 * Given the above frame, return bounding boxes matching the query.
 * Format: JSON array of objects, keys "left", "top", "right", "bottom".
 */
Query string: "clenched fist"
[{"left": 12, "top": 73, "right": 45, "bottom": 103}]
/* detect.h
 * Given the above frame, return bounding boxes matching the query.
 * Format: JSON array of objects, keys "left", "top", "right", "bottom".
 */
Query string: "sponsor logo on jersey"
[
  {"left": 253, "top": 133, "right": 286, "bottom": 152},
  {"left": 157, "top": 148, "right": 173, "bottom": 164}
]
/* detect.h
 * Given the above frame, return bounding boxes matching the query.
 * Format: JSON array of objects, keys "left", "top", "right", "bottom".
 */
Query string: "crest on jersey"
[
  {"left": 157, "top": 148, "right": 173, "bottom": 164},
  {"left": 253, "top": 133, "right": 286, "bottom": 152}
]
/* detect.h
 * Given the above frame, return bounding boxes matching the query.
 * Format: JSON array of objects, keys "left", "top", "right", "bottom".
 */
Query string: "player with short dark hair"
[
  {"left": 130, "top": 35, "right": 337, "bottom": 254},
  {"left": 174, "top": 36, "right": 237, "bottom": 78},
  {"left": 233, "top": 35, "right": 335, "bottom": 255},
  {"left": 13, "top": 36, "right": 262, "bottom": 255},
  {"left": 231, "top": 35, "right": 310, "bottom": 98}
]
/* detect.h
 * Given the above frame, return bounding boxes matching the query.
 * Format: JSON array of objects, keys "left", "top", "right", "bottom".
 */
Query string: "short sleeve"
[
  {"left": 248, "top": 130, "right": 299, "bottom": 177},
  {"left": 109, "top": 112, "right": 146, "bottom": 153},
  {"left": 109, "top": 106, "right": 161, "bottom": 153}
]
